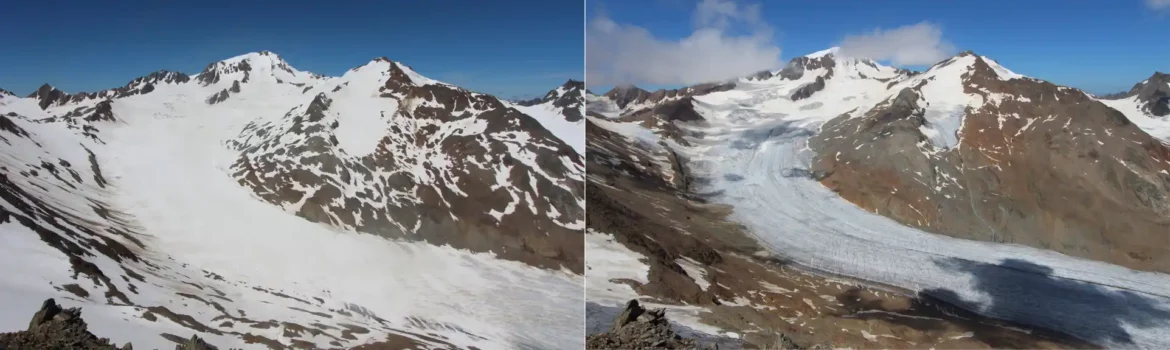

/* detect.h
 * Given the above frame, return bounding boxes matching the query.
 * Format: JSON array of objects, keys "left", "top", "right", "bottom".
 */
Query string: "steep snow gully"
[{"left": 678, "top": 83, "right": 1170, "bottom": 349}]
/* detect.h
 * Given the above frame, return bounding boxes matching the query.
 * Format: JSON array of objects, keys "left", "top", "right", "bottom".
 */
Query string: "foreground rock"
[
  {"left": 0, "top": 299, "right": 220, "bottom": 350},
  {"left": 586, "top": 300, "right": 701, "bottom": 350},
  {"left": 0, "top": 299, "right": 129, "bottom": 350}
]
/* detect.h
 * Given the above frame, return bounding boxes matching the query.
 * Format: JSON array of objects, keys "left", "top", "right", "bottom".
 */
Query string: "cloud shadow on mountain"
[{"left": 921, "top": 258, "right": 1170, "bottom": 348}]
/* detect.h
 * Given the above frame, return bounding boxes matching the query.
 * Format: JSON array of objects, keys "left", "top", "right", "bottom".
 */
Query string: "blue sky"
[
  {"left": 0, "top": 1, "right": 582, "bottom": 99},
  {"left": 588, "top": 0, "right": 1170, "bottom": 94}
]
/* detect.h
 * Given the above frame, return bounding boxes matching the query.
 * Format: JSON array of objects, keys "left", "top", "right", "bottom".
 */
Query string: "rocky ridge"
[
  {"left": 1103, "top": 71, "right": 1170, "bottom": 117},
  {"left": 517, "top": 79, "right": 585, "bottom": 121}
]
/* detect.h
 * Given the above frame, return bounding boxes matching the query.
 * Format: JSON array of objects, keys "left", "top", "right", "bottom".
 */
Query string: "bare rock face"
[
  {"left": 0, "top": 299, "right": 135, "bottom": 350},
  {"left": 173, "top": 334, "right": 218, "bottom": 350},
  {"left": 603, "top": 85, "right": 652, "bottom": 110},
  {"left": 227, "top": 60, "right": 585, "bottom": 272},
  {"left": 790, "top": 76, "right": 826, "bottom": 100},
  {"left": 810, "top": 53, "right": 1170, "bottom": 273},
  {"left": 28, "top": 84, "right": 71, "bottom": 110},
  {"left": 586, "top": 300, "right": 701, "bottom": 350},
  {"left": 603, "top": 83, "right": 735, "bottom": 113},
  {"left": 1117, "top": 71, "right": 1170, "bottom": 117},
  {"left": 775, "top": 53, "right": 836, "bottom": 81}
]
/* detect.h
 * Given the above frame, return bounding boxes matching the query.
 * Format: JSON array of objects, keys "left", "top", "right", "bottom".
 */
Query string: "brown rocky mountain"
[
  {"left": 810, "top": 52, "right": 1170, "bottom": 273},
  {"left": 228, "top": 58, "right": 584, "bottom": 272}
]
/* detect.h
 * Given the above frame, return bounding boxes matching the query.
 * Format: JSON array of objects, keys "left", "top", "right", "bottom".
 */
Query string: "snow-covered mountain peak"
[
  {"left": 195, "top": 50, "right": 311, "bottom": 86},
  {"left": 805, "top": 46, "right": 840, "bottom": 58},
  {"left": 342, "top": 57, "right": 398, "bottom": 80},
  {"left": 759, "top": 47, "right": 910, "bottom": 85},
  {"left": 341, "top": 57, "right": 448, "bottom": 94},
  {"left": 221, "top": 50, "right": 287, "bottom": 65},
  {"left": 511, "top": 81, "right": 585, "bottom": 152},
  {"left": 925, "top": 51, "right": 1025, "bottom": 82}
]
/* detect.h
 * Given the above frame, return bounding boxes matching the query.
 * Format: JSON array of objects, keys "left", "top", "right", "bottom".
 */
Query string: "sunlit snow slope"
[
  {"left": 511, "top": 80, "right": 585, "bottom": 154},
  {"left": 0, "top": 51, "right": 584, "bottom": 349}
]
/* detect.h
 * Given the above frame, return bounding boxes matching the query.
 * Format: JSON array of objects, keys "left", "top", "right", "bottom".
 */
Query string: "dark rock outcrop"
[
  {"left": 746, "top": 69, "right": 774, "bottom": 81},
  {"left": 0, "top": 299, "right": 135, "bottom": 350},
  {"left": 775, "top": 53, "right": 836, "bottom": 81},
  {"left": 1112, "top": 71, "right": 1170, "bottom": 117},
  {"left": 603, "top": 85, "right": 651, "bottom": 110},
  {"left": 586, "top": 300, "right": 701, "bottom": 350},
  {"left": 173, "top": 334, "right": 218, "bottom": 350},
  {"left": 790, "top": 76, "right": 826, "bottom": 100},
  {"left": 28, "top": 84, "right": 71, "bottom": 110},
  {"left": 603, "top": 83, "right": 735, "bottom": 114},
  {"left": 0, "top": 299, "right": 221, "bottom": 350}
]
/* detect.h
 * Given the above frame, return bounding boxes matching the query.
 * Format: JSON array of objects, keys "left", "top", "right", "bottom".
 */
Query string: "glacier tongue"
[{"left": 675, "top": 72, "right": 1170, "bottom": 350}]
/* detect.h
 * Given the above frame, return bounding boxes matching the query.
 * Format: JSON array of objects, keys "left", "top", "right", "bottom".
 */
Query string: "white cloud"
[
  {"left": 837, "top": 22, "right": 956, "bottom": 66},
  {"left": 586, "top": 0, "right": 782, "bottom": 86},
  {"left": 1148, "top": 0, "right": 1170, "bottom": 9}
]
